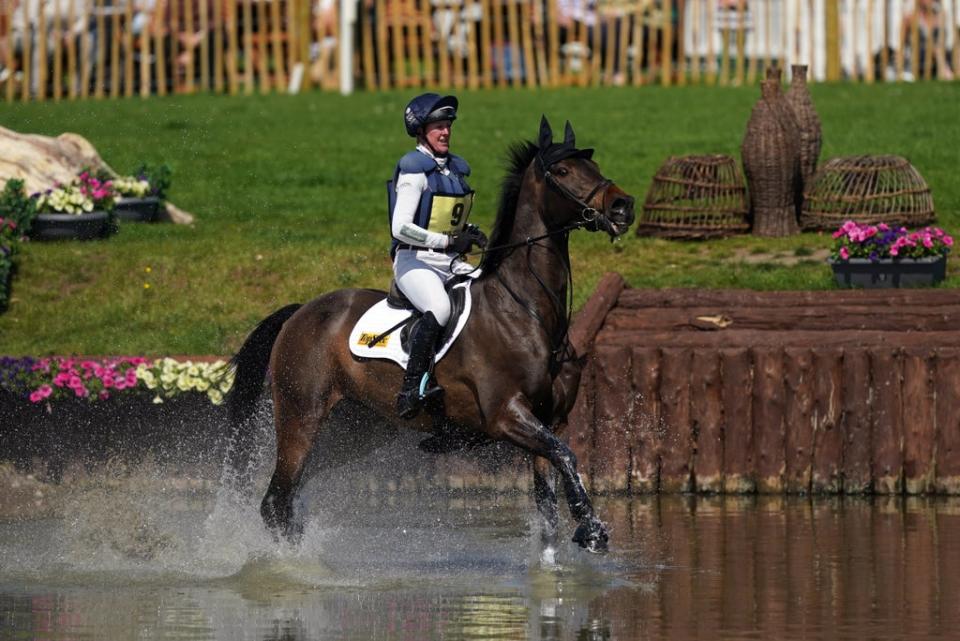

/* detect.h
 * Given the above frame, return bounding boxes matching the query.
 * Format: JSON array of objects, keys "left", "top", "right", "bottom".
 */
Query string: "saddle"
[{"left": 386, "top": 277, "right": 469, "bottom": 352}]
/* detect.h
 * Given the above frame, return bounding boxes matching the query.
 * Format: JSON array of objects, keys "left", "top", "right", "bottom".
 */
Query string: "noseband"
[{"left": 542, "top": 166, "right": 613, "bottom": 226}]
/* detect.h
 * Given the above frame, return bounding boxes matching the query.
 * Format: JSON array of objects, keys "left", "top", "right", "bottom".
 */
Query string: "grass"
[{"left": 1, "top": 83, "right": 958, "bottom": 355}]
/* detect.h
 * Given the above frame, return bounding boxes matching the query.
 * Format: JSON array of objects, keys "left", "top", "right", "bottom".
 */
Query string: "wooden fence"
[
  {"left": 565, "top": 273, "right": 960, "bottom": 496},
  {"left": 0, "top": 0, "right": 956, "bottom": 101}
]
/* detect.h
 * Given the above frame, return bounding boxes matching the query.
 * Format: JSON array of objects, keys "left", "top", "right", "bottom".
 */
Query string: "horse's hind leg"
[
  {"left": 533, "top": 457, "right": 560, "bottom": 564},
  {"left": 497, "top": 393, "right": 608, "bottom": 553},
  {"left": 261, "top": 390, "right": 340, "bottom": 541}
]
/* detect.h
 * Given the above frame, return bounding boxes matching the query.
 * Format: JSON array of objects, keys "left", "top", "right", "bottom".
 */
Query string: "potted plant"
[
  {"left": 113, "top": 163, "right": 171, "bottom": 223},
  {"left": 29, "top": 171, "right": 117, "bottom": 241},
  {"left": 829, "top": 220, "right": 953, "bottom": 288}
]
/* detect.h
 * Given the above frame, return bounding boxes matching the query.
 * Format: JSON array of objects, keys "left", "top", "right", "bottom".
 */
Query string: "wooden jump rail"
[{"left": 565, "top": 273, "right": 960, "bottom": 496}]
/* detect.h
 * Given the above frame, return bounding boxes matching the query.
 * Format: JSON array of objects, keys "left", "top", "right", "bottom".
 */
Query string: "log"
[
  {"left": 568, "top": 271, "right": 625, "bottom": 354},
  {"left": 722, "top": 348, "right": 755, "bottom": 493},
  {"left": 783, "top": 348, "right": 815, "bottom": 494},
  {"left": 934, "top": 348, "right": 960, "bottom": 494},
  {"left": 591, "top": 345, "right": 633, "bottom": 493},
  {"left": 811, "top": 348, "right": 843, "bottom": 493},
  {"left": 841, "top": 350, "right": 873, "bottom": 493},
  {"left": 617, "top": 288, "right": 960, "bottom": 310},
  {"left": 690, "top": 350, "right": 723, "bottom": 492},
  {"left": 753, "top": 348, "right": 785, "bottom": 493},
  {"left": 594, "top": 329, "right": 960, "bottom": 349},
  {"left": 659, "top": 347, "right": 693, "bottom": 492},
  {"left": 870, "top": 348, "right": 903, "bottom": 494},
  {"left": 629, "top": 346, "right": 660, "bottom": 492},
  {"left": 602, "top": 305, "right": 960, "bottom": 333},
  {"left": 902, "top": 348, "right": 936, "bottom": 494}
]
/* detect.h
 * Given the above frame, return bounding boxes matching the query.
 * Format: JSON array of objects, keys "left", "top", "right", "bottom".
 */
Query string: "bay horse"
[{"left": 226, "top": 117, "right": 635, "bottom": 555}]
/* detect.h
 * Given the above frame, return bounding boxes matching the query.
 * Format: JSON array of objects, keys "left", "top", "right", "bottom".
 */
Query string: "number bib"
[{"left": 426, "top": 191, "right": 475, "bottom": 235}]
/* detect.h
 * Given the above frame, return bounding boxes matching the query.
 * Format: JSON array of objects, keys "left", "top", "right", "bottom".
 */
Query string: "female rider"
[{"left": 388, "top": 93, "right": 487, "bottom": 420}]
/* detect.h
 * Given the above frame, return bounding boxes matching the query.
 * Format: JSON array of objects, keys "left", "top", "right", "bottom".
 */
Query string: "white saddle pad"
[{"left": 348, "top": 279, "right": 474, "bottom": 369}]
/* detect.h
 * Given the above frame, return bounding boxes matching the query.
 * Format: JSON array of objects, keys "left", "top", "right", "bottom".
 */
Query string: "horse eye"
[{"left": 556, "top": 167, "right": 569, "bottom": 177}]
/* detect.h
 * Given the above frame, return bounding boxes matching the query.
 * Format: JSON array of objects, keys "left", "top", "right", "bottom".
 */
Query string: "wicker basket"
[
  {"left": 741, "top": 78, "right": 802, "bottom": 237},
  {"left": 800, "top": 155, "right": 935, "bottom": 230},
  {"left": 637, "top": 155, "right": 749, "bottom": 239}
]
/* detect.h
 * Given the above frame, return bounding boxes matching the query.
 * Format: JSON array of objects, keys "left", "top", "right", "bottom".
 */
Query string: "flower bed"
[
  {"left": 830, "top": 221, "right": 953, "bottom": 262},
  {"left": 0, "top": 356, "right": 237, "bottom": 479}
]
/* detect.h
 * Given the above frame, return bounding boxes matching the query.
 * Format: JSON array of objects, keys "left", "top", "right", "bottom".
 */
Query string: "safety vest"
[{"left": 387, "top": 151, "right": 475, "bottom": 257}]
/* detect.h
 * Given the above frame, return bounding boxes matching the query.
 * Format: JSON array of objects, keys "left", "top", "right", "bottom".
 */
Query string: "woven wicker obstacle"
[
  {"left": 637, "top": 155, "right": 749, "bottom": 239},
  {"left": 800, "top": 155, "right": 935, "bottom": 230}
]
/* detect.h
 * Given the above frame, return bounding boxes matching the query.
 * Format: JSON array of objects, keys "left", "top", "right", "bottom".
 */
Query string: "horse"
[{"left": 226, "top": 117, "right": 635, "bottom": 555}]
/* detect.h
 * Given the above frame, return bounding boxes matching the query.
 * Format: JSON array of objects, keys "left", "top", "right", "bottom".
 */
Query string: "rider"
[{"left": 388, "top": 93, "right": 488, "bottom": 420}]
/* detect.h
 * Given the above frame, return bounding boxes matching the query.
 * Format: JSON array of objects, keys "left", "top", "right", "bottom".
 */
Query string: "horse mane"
[{"left": 479, "top": 140, "right": 539, "bottom": 278}]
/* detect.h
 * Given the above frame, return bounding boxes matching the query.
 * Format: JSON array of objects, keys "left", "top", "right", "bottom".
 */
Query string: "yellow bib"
[{"left": 426, "top": 192, "right": 475, "bottom": 236}]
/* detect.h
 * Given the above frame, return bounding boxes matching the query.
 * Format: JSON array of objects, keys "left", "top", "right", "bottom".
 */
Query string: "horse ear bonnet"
[{"left": 536, "top": 115, "right": 594, "bottom": 172}]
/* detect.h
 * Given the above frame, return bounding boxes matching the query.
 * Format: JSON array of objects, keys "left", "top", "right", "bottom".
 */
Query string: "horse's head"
[{"left": 534, "top": 116, "right": 635, "bottom": 238}]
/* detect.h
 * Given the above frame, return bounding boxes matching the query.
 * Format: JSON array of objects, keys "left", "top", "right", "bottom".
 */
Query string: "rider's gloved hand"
[{"left": 449, "top": 224, "right": 487, "bottom": 255}]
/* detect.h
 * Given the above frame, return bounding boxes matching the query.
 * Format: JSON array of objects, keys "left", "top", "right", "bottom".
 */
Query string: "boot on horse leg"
[{"left": 396, "top": 311, "right": 444, "bottom": 419}]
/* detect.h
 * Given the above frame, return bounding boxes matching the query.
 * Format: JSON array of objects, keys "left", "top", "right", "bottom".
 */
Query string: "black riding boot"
[{"left": 396, "top": 312, "right": 444, "bottom": 420}]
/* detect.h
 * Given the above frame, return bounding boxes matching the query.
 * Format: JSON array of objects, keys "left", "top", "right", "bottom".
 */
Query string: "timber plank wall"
[{"left": 566, "top": 273, "right": 960, "bottom": 496}]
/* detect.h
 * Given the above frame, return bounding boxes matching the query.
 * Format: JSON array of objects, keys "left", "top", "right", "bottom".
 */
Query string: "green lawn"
[{"left": 1, "top": 83, "right": 958, "bottom": 355}]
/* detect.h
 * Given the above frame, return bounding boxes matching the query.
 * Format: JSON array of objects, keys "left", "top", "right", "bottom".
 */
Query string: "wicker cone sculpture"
[
  {"left": 742, "top": 77, "right": 802, "bottom": 236},
  {"left": 785, "top": 64, "right": 823, "bottom": 211}
]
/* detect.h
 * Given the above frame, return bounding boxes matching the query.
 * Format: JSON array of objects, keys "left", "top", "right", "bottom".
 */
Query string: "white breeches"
[{"left": 394, "top": 249, "right": 473, "bottom": 327}]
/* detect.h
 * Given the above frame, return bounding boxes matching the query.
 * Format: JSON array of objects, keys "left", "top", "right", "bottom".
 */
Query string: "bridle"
[{"left": 541, "top": 165, "right": 613, "bottom": 229}]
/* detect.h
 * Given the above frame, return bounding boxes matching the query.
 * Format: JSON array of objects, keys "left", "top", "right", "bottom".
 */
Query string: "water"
[{"left": 2, "top": 438, "right": 960, "bottom": 640}]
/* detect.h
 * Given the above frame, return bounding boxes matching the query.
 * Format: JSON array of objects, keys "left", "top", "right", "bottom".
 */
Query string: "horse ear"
[
  {"left": 538, "top": 115, "right": 553, "bottom": 150},
  {"left": 563, "top": 121, "right": 576, "bottom": 147}
]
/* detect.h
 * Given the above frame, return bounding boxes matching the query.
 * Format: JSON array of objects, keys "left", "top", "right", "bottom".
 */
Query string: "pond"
[{"left": 1, "top": 430, "right": 958, "bottom": 641}]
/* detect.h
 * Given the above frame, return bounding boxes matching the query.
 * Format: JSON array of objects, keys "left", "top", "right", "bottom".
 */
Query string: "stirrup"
[{"left": 396, "top": 373, "right": 443, "bottom": 420}]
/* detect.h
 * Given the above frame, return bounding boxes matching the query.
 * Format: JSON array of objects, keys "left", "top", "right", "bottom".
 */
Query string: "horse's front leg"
[
  {"left": 533, "top": 457, "right": 561, "bottom": 564},
  {"left": 496, "top": 394, "right": 608, "bottom": 554}
]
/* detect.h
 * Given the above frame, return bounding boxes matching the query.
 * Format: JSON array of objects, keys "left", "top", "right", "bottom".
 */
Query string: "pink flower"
[
  {"left": 840, "top": 247, "right": 849, "bottom": 260},
  {"left": 923, "top": 236, "right": 934, "bottom": 249},
  {"left": 53, "top": 372, "right": 70, "bottom": 387},
  {"left": 878, "top": 223, "right": 890, "bottom": 232},
  {"left": 68, "top": 375, "right": 83, "bottom": 389},
  {"left": 125, "top": 369, "right": 137, "bottom": 386},
  {"left": 102, "top": 375, "right": 114, "bottom": 388},
  {"left": 115, "top": 379, "right": 127, "bottom": 390},
  {"left": 944, "top": 235, "right": 954, "bottom": 247},
  {"left": 99, "top": 391, "right": 110, "bottom": 400},
  {"left": 38, "top": 384, "right": 53, "bottom": 398},
  {"left": 29, "top": 390, "right": 44, "bottom": 403},
  {"left": 73, "top": 385, "right": 89, "bottom": 398},
  {"left": 890, "top": 246, "right": 899, "bottom": 257}
]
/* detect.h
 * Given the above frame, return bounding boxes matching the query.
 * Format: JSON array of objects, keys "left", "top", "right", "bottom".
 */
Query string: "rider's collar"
[{"left": 417, "top": 143, "right": 449, "bottom": 169}]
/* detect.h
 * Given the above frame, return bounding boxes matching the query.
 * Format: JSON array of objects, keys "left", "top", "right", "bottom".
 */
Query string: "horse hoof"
[{"left": 571, "top": 516, "right": 609, "bottom": 554}]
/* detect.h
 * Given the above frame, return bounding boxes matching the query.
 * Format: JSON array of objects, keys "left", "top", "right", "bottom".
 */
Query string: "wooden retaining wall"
[{"left": 567, "top": 273, "right": 960, "bottom": 496}]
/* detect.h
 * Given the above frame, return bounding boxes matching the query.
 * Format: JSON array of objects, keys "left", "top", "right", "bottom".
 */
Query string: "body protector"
[{"left": 386, "top": 150, "right": 475, "bottom": 258}]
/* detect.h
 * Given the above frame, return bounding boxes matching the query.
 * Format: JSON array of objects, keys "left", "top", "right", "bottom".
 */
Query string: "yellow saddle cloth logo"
[{"left": 357, "top": 332, "right": 390, "bottom": 348}]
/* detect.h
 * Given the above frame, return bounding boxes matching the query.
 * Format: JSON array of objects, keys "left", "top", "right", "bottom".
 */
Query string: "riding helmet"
[{"left": 404, "top": 93, "right": 458, "bottom": 137}]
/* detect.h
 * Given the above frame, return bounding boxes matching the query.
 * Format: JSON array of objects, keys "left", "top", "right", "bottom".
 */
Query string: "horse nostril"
[{"left": 610, "top": 196, "right": 635, "bottom": 221}]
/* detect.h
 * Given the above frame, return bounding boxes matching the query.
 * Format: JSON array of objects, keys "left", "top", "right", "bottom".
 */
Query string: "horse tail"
[{"left": 226, "top": 303, "right": 303, "bottom": 427}]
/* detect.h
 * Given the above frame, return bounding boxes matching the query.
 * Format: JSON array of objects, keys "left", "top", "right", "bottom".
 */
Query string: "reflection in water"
[{"left": 2, "top": 479, "right": 960, "bottom": 640}]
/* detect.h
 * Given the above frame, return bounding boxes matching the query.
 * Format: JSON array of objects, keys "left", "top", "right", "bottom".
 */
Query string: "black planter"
[
  {"left": 115, "top": 196, "right": 162, "bottom": 222},
  {"left": 830, "top": 256, "right": 947, "bottom": 288},
  {"left": 30, "top": 211, "right": 114, "bottom": 241}
]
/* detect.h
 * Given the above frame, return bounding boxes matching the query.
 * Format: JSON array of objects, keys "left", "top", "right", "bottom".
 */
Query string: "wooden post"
[
  {"left": 879, "top": 0, "right": 888, "bottom": 81},
  {"left": 170, "top": 0, "right": 180, "bottom": 92},
  {"left": 661, "top": 0, "right": 673, "bottom": 85},
  {"left": 123, "top": 0, "right": 134, "bottom": 95},
  {"left": 360, "top": 0, "right": 375, "bottom": 88},
  {"left": 505, "top": 0, "right": 520, "bottom": 86},
  {"left": 214, "top": 0, "right": 225, "bottom": 91},
  {"left": 659, "top": 347, "right": 693, "bottom": 493},
  {"left": 466, "top": 0, "right": 480, "bottom": 88},
  {"left": 391, "top": 0, "right": 406, "bottom": 88},
  {"left": 753, "top": 348, "right": 786, "bottom": 493},
  {"left": 5, "top": 0, "right": 15, "bottom": 101},
  {"left": 520, "top": 0, "right": 535, "bottom": 87},
  {"left": 783, "top": 348, "right": 815, "bottom": 494},
  {"left": 603, "top": 13, "right": 614, "bottom": 84},
  {"left": 530, "top": 0, "right": 547, "bottom": 86},
  {"left": 21, "top": 0, "right": 32, "bottom": 99},
  {"left": 480, "top": 0, "right": 493, "bottom": 87},
  {"left": 733, "top": 0, "right": 744, "bottom": 85},
  {"left": 94, "top": 0, "right": 106, "bottom": 97},
  {"left": 811, "top": 348, "right": 843, "bottom": 493},
  {"left": 934, "top": 349, "right": 960, "bottom": 493},
  {"left": 285, "top": 0, "right": 297, "bottom": 88},
  {"left": 53, "top": 0, "right": 64, "bottom": 100},
  {"left": 37, "top": 0, "right": 47, "bottom": 100},
  {"left": 242, "top": 0, "right": 253, "bottom": 92},
  {"left": 824, "top": 0, "right": 839, "bottom": 81},
  {"left": 675, "top": 0, "right": 685, "bottom": 85},
  {"left": 270, "top": 0, "right": 285, "bottom": 89},
  {"left": 921, "top": 7, "right": 933, "bottom": 80},
  {"left": 227, "top": 0, "right": 240, "bottom": 93},
  {"left": 591, "top": 346, "right": 633, "bottom": 494},
  {"left": 589, "top": 3, "right": 600, "bottom": 85},
  {"left": 722, "top": 347, "right": 754, "bottom": 493},
  {"left": 546, "top": 0, "right": 557, "bottom": 85},
  {"left": 139, "top": 0, "right": 151, "bottom": 96},
  {"left": 566, "top": 359, "right": 595, "bottom": 492},
  {"left": 492, "top": 0, "right": 506, "bottom": 87},
  {"left": 870, "top": 348, "right": 903, "bottom": 495},
  {"left": 154, "top": 0, "right": 167, "bottom": 95},
  {"left": 895, "top": 0, "right": 904, "bottom": 81},
  {"left": 198, "top": 0, "right": 209, "bottom": 90},
  {"left": 110, "top": 4, "right": 120, "bottom": 97},
  {"left": 865, "top": 0, "right": 874, "bottom": 83},
  {"left": 631, "top": 0, "right": 643, "bottom": 85},
  {"left": 690, "top": 350, "right": 723, "bottom": 492},
  {"left": 255, "top": 0, "right": 270, "bottom": 92},
  {"left": 705, "top": 0, "right": 715, "bottom": 83},
  {"left": 375, "top": 0, "right": 387, "bottom": 88},
  {"left": 691, "top": 0, "right": 702, "bottom": 84},
  {"left": 410, "top": 0, "right": 425, "bottom": 88},
  {"left": 630, "top": 347, "right": 661, "bottom": 493}
]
